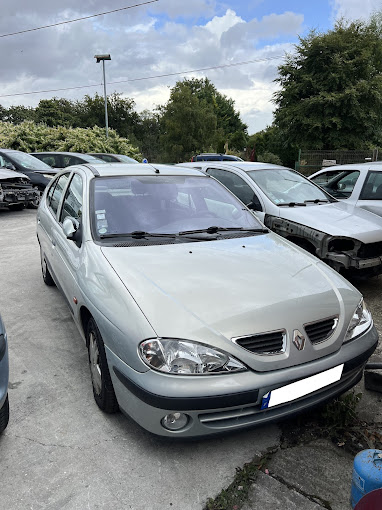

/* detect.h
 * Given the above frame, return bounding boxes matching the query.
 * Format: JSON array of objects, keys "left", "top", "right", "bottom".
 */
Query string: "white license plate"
[{"left": 261, "top": 364, "right": 344, "bottom": 409}]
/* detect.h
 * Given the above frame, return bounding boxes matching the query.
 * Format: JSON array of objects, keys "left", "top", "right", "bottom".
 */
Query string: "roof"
[
  {"left": 316, "top": 162, "right": 382, "bottom": 172},
  {"left": 178, "top": 161, "right": 292, "bottom": 173},
  {"left": 82, "top": 162, "right": 206, "bottom": 177}
]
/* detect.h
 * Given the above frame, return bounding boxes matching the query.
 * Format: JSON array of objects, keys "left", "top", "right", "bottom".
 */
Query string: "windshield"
[
  {"left": 248, "top": 169, "right": 331, "bottom": 205},
  {"left": 9, "top": 152, "right": 52, "bottom": 170},
  {"left": 91, "top": 175, "right": 262, "bottom": 237}
]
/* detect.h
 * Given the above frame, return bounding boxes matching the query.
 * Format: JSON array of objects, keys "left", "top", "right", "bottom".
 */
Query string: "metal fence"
[{"left": 295, "top": 149, "right": 381, "bottom": 176}]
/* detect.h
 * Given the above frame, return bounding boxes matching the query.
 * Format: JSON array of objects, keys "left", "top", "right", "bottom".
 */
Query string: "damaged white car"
[
  {"left": 180, "top": 162, "right": 382, "bottom": 278},
  {"left": 0, "top": 168, "right": 40, "bottom": 210}
]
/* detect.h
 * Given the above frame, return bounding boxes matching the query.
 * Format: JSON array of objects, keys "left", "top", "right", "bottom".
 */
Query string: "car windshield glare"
[
  {"left": 248, "top": 169, "right": 330, "bottom": 205},
  {"left": 91, "top": 175, "right": 262, "bottom": 237},
  {"left": 10, "top": 152, "right": 52, "bottom": 170}
]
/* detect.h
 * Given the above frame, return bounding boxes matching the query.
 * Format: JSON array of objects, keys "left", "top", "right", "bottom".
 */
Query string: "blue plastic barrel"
[{"left": 351, "top": 449, "right": 382, "bottom": 508}]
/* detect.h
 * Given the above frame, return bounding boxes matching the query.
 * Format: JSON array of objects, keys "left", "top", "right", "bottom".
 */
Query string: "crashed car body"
[
  {"left": 179, "top": 162, "right": 382, "bottom": 277},
  {"left": 0, "top": 314, "right": 9, "bottom": 434},
  {"left": 37, "top": 162, "right": 378, "bottom": 437},
  {"left": 0, "top": 168, "right": 40, "bottom": 210}
]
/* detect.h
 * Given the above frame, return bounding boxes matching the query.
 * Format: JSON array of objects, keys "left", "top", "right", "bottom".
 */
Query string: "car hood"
[
  {"left": 0, "top": 168, "right": 30, "bottom": 180},
  {"left": 101, "top": 234, "right": 360, "bottom": 370},
  {"left": 278, "top": 201, "right": 382, "bottom": 243}
]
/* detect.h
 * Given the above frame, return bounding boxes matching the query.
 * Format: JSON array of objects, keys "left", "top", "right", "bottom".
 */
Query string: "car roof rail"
[{"left": 83, "top": 164, "right": 100, "bottom": 177}]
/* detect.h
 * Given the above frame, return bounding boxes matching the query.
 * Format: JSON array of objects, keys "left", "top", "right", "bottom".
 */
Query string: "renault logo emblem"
[{"left": 293, "top": 330, "right": 306, "bottom": 351}]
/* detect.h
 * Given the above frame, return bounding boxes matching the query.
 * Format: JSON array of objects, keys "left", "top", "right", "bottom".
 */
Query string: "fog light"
[{"left": 161, "top": 412, "right": 189, "bottom": 431}]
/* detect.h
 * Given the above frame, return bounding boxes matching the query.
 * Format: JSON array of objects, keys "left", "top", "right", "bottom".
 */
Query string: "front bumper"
[
  {"left": 0, "top": 187, "right": 40, "bottom": 208},
  {"left": 107, "top": 325, "right": 378, "bottom": 437}
]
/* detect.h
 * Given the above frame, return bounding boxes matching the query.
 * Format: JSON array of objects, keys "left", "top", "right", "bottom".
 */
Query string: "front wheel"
[
  {"left": 86, "top": 318, "right": 119, "bottom": 413},
  {"left": 0, "top": 395, "right": 9, "bottom": 434},
  {"left": 40, "top": 249, "right": 55, "bottom": 286},
  {"left": 27, "top": 187, "right": 41, "bottom": 209}
]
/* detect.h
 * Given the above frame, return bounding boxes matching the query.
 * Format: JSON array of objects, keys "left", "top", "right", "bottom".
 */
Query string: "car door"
[
  {"left": 356, "top": 170, "right": 382, "bottom": 217},
  {"left": 206, "top": 167, "right": 266, "bottom": 221},
  {"left": 38, "top": 172, "right": 71, "bottom": 281},
  {"left": 51, "top": 172, "right": 84, "bottom": 315}
]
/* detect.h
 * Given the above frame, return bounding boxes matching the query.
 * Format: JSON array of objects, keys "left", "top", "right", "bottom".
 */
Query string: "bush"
[{"left": 0, "top": 121, "right": 141, "bottom": 159}]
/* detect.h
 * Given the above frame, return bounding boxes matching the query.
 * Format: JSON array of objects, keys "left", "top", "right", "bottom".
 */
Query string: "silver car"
[
  {"left": 37, "top": 162, "right": 378, "bottom": 437},
  {"left": 0, "top": 314, "right": 9, "bottom": 434},
  {"left": 180, "top": 162, "right": 382, "bottom": 278},
  {"left": 309, "top": 162, "right": 382, "bottom": 217}
]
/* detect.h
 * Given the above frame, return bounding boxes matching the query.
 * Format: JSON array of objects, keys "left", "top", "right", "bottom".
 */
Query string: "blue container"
[{"left": 351, "top": 449, "right": 382, "bottom": 508}]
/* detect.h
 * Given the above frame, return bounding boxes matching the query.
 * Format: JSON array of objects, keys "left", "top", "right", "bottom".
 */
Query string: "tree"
[
  {"left": 273, "top": 15, "right": 382, "bottom": 150},
  {"left": 35, "top": 98, "right": 77, "bottom": 127},
  {"left": 159, "top": 82, "right": 217, "bottom": 162}
]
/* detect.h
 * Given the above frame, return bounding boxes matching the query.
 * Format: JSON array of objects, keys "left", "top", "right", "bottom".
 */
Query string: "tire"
[
  {"left": 40, "top": 249, "right": 55, "bottom": 287},
  {"left": 0, "top": 395, "right": 9, "bottom": 434},
  {"left": 8, "top": 203, "right": 25, "bottom": 211},
  {"left": 27, "top": 187, "right": 41, "bottom": 209},
  {"left": 86, "top": 318, "right": 119, "bottom": 413}
]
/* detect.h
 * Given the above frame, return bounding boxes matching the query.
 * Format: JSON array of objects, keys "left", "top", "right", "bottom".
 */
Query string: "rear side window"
[
  {"left": 360, "top": 171, "right": 382, "bottom": 200},
  {"left": 60, "top": 173, "right": 83, "bottom": 222},
  {"left": 47, "top": 173, "right": 70, "bottom": 215}
]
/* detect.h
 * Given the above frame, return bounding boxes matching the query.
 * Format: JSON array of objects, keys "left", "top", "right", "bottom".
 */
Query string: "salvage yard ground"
[{"left": 0, "top": 209, "right": 381, "bottom": 510}]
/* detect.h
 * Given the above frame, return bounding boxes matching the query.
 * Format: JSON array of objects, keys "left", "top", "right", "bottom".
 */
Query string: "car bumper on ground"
[{"left": 107, "top": 325, "right": 379, "bottom": 438}]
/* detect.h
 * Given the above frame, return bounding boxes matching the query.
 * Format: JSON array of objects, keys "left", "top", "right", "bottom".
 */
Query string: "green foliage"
[
  {"left": 159, "top": 82, "right": 217, "bottom": 161},
  {"left": 320, "top": 391, "right": 362, "bottom": 430},
  {"left": 159, "top": 78, "right": 247, "bottom": 161},
  {"left": 0, "top": 121, "right": 141, "bottom": 158},
  {"left": 248, "top": 125, "right": 298, "bottom": 167},
  {"left": 257, "top": 151, "right": 283, "bottom": 165},
  {"left": 273, "top": 15, "right": 382, "bottom": 150}
]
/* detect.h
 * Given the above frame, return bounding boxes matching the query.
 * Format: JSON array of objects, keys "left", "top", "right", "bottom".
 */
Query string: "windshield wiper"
[
  {"left": 178, "top": 226, "right": 268, "bottom": 235},
  {"left": 278, "top": 202, "right": 307, "bottom": 207},
  {"left": 304, "top": 199, "right": 330, "bottom": 204},
  {"left": 99, "top": 231, "right": 177, "bottom": 239}
]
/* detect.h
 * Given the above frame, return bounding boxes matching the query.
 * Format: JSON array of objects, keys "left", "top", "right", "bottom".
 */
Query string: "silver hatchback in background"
[{"left": 36, "top": 162, "right": 378, "bottom": 437}]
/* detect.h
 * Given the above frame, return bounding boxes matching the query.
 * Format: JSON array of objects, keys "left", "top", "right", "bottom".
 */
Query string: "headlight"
[
  {"left": 139, "top": 338, "right": 246, "bottom": 375},
  {"left": 344, "top": 299, "right": 372, "bottom": 342}
]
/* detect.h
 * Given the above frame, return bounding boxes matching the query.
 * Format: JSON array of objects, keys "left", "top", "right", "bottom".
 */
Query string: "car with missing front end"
[
  {"left": 36, "top": 162, "right": 378, "bottom": 437},
  {"left": 0, "top": 168, "right": 40, "bottom": 210},
  {"left": 179, "top": 161, "right": 382, "bottom": 278}
]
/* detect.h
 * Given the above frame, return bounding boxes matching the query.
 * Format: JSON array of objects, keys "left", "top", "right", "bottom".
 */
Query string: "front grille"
[
  {"left": 358, "top": 242, "right": 382, "bottom": 258},
  {"left": 304, "top": 317, "right": 338, "bottom": 344},
  {"left": 233, "top": 330, "right": 285, "bottom": 354}
]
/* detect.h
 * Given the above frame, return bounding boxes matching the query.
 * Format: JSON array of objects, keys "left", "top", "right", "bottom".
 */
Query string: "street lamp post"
[{"left": 94, "top": 54, "right": 111, "bottom": 138}]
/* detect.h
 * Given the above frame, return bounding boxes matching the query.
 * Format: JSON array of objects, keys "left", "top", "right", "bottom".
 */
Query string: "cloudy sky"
[{"left": 1, "top": 0, "right": 381, "bottom": 134}]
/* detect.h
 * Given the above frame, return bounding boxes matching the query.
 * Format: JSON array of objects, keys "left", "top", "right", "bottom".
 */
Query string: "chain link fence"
[{"left": 295, "top": 149, "right": 381, "bottom": 176}]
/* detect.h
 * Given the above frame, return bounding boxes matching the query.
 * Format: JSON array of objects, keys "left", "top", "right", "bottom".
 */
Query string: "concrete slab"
[
  {"left": 243, "top": 472, "right": 322, "bottom": 510},
  {"left": 261, "top": 439, "right": 354, "bottom": 510}
]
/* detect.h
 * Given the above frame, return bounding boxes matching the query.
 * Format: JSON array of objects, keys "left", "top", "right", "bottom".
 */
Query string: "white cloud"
[
  {"left": 0, "top": 4, "right": 304, "bottom": 135},
  {"left": 331, "top": 0, "right": 382, "bottom": 21}
]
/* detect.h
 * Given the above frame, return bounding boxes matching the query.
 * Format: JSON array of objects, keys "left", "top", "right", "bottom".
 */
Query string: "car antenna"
[{"left": 148, "top": 164, "right": 160, "bottom": 174}]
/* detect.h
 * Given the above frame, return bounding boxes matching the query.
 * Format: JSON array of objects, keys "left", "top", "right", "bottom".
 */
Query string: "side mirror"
[
  {"left": 63, "top": 217, "right": 77, "bottom": 239},
  {"left": 63, "top": 217, "right": 82, "bottom": 247},
  {"left": 5, "top": 162, "right": 16, "bottom": 171},
  {"left": 247, "top": 194, "right": 262, "bottom": 212}
]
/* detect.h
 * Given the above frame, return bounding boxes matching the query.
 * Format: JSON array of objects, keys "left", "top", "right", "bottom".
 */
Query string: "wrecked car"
[
  {"left": 179, "top": 161, "right": 382, "bottom": 277},
  {"left": 0, "top": 168, "right": 40, "bottom": 211}
]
